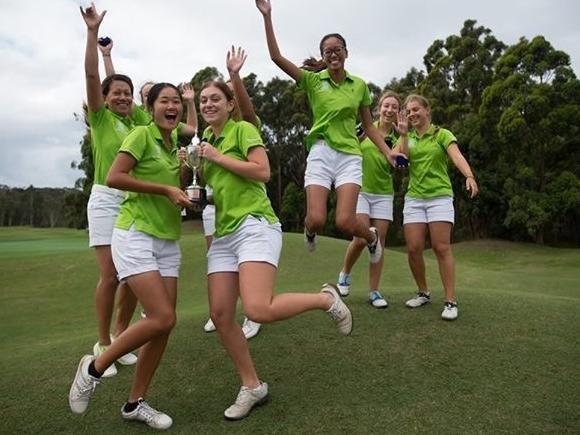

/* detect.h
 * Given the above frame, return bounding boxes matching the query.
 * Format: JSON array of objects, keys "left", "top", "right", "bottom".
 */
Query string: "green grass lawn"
[{"left": 1, "top": 225, "right": 579, "bottom": 434}]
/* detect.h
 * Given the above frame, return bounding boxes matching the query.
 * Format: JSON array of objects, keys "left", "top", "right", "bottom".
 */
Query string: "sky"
[{"left": 0, "top": 0, "right": 578, "bottom": 188}]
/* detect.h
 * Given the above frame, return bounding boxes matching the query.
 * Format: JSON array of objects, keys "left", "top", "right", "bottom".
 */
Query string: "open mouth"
[{"left": 165, "top": 113, "right": 178, "bottom": 122}]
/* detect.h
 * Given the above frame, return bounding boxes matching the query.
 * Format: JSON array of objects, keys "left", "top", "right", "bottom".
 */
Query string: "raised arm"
[
  {"left": 227, "top": 46, "right": 259, "bottom": 127},
  {"left": 97, "top": 37, "right": 115, "bottom": 77},
  {"left": 179, "top": 83, "right": 198, "bottom": 137},
  {"left": 392, "top": 111, "right": 409, "bottom": 156},
  {"left": 360, "top": 106, "right": 399, "bottom": 166},
  {"left": 80, "top": 2, "right": 106, "bottom": 113},
  {"left": 447, "top": 144, "right": 479, "bottom": 198},
  {"left": 255, "top": 0, "right": 302, "bottom": 82}
]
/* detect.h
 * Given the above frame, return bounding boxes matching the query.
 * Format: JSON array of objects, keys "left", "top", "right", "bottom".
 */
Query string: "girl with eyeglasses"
[{"left": 256, "top": 0, "right": 404, "bottom": 263}]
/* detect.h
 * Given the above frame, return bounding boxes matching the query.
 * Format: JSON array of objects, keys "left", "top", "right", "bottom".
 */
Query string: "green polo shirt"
[
  {"left": 297, "top": 69, "right": 371, "bottom": 155},
  {"left": 202, "top": 119, "right": 279, "bottom": 238},
  {"left": 361, "top": 123, "right": 397, "bottom": 195},
  {"left": 131, "top": 105, "right": 152, "bottom": 125},
  {"left": 115, "top": 123, "right": 182, "bottom": 240},
  {"left": 406, "top": 125, "right": 456, "bottom": 199},
  {"left": 87, "top": 106, "right": 138, "bottom": 185}
]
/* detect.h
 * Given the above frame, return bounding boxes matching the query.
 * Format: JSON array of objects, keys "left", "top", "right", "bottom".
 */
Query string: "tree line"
[{"left": 2, "top": 20, "right": 579, "bottom": 245}]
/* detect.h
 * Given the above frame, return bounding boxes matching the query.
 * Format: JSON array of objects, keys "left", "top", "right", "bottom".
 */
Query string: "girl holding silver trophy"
[
  {"left": 197, "top": 79, "right": 353, "bottom": 421},
  {"left": 70, "top": 10, "right": 191, "bottom": 423}
]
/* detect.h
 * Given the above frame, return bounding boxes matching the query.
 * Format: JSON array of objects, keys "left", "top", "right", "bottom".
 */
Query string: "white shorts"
[
  {"left": 356, "top": 192, "right": 394, "bottom": 221},
  {"left": 207, "top": 216, "right": 282, "bottom": 274},
  {"left": 111, "top": 226, "right": 181, "bottom": 281},
  {"left": 403, "top": 196, "right": 455, "bottom": 225},
  {"left": 304, "top": 140, "right": 362, "bottom": 189},
  {"left": 202, "top": 204, "right": 216, "bottom": 236},
  {"left": 87, "top": 184, "right": 126, "bottom": 247}
]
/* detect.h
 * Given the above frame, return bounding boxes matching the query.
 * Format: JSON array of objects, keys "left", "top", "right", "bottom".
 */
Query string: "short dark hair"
[
  {"left": 101, "top": 74, "right": 134, "bottom": 97},
  {"left": 146, "top": 82, "right": 182, "bottom": 112},
  {"left": 319, "top": 33, "right": 347, "bottom": 55}
]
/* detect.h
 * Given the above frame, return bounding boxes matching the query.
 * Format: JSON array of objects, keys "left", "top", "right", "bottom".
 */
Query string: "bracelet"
[{"left": 466, "top": 175, "right": 475, "bottom": 180}]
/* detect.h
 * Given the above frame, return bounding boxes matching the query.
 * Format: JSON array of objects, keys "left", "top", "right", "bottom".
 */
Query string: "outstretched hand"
[
  {"left": 255, "top": 0, "right": 272, "bottom": 16},
  {"left": 80, "top": 2, "right": 106, "bottom": 31},
  {"left": 181, "top": 82, "right": 195, "bottom": 103},
  {"left": 395, "top": 111, "right": 408, "bottom": 136},
  {"left": 226, "top": 46, "right": 248, "bottom": 75}
]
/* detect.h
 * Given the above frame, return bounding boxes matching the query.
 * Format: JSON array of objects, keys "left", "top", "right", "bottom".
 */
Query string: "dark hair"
[
  {"left": 200, "top": 80, "right": 235, "bottom": 101},
  {"left": 319, "top": 33, "right": 347, "bottom": 55},
  {"left": 101, "top": 74, "right": 134, "bottom": 97},
  {"left": 146, "top": 82, "right": 182, "bottom": 112},
  {"left": 302, "top": 33, "right": 348, "bottom": 72}
]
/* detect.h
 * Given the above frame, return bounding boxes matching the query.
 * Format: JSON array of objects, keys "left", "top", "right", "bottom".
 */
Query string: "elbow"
[
  {"left": 259, "top": 167, "right": 271, "bottom": 183},
  {"left": 106, "top": 172, "right": 120, "bottom": 189}
]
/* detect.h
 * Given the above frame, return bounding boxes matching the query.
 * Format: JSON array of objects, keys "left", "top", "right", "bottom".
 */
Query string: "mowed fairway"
[{"left": 1, "top": 225, "right": 579, "bottom": 434}]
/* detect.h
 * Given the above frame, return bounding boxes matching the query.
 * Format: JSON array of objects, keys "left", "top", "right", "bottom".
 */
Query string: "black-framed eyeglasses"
[{"left": 322, "top": 46, "right": 345, "bottom": 57}]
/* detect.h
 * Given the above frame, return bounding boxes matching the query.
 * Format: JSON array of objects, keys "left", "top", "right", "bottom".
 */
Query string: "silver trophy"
[{"left": 185, "top": 136, "right": 206, "bottom": 205}]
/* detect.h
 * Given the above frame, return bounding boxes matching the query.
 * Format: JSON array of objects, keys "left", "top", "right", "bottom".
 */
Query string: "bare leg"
[
  {"left": 93, "top": 271, "right": 176, "bottom": 394},
  {"left": 368, "top": 219, "right": 390, "bottom": 290},
  {"left": 209, "top": 272, "right": 259, "bottom": 388},
  {"left": 335, "top": 184, "right": 374, "bottom": 242},
  {"left": 340, "top": 214, "right": 370, "bottom": 275},
  {"left": 404, "top": 223, "right": 429, "bottom": 292},
  {"left": 113, "top": 282, "right": 138, "bottom": 337},
  {"left": 428, "top": 222, "right": 455, "bottom": 301},
  {"left": 304, "top": 185, "right": 329, "bottom": 234},
  {"left": 94, "top": 246, "right": 118, "bottom": 345}
]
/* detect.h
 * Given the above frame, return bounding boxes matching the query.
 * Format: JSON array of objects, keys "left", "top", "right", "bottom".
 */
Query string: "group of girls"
[{"left": 69, "top": 0, "right": 478, "bottom": 430}]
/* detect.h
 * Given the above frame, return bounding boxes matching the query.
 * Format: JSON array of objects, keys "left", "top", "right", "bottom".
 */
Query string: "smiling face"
[
  {"left": 150, "top": 86, "right": 183, "bottom": 132},
  {"left": 321, "top": 36, "right": 348, "bottom": 73},
  {"left": 199, "top": 85, "right": 234, "bottom": 126},
  {"left": 379, "top": 96, "right": 400, "bottom": 125},
  {"left": 104, "top": 80, "right": 133, "bottom": 117},
  {"left": 406, "top": 99, "right": 430, "bottom": 129}
]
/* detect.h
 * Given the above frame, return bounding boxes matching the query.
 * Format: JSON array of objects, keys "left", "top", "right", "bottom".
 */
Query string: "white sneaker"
[
  {"left": 140, "top": 310, "right": 147, "bottom": 319},
  {"left": 110, "top": 335, "right": 138, "bottom": 366},
  {"left": 122, "top": 399, "right": 173, "bottom": 430},
  {"left": 203, "top": 318, "right": 216, "bottom": 333},
  {"left": 242, "top": 318, "right": 261, "bottom": 340},
  {"left": 367, "top": 227, "right": 383, "bottom": 264},
  {"left": 441, "top": 301, "right": 458, "bottom": 321},
  {"left": 337, "top": 271, "right": 351, "bottom": 297},
  {"left": 224, "top": 382, "right": 269, "bottom": 420},
  {"left": 369, "top": 291, "right": 388, "bottom": 309},
  {"left": 321, "top": 283, "right": 353, "bottom": 336},
  {"left": 69, "top": 355, "right": 99, "bottom": 414},
  {"left": 304, "top": 228, "right": 317, "bottom": 252},
  {"left": 92, "top": 342, "right": 117, "bottom": 377},
  {"left": 405, "top": 291, "right": 431, "bottom": 308}
]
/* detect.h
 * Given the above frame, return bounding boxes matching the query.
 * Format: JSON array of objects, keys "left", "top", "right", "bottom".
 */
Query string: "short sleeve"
[
  {"left": 297, "top": 69, "right": 315, "bottom": 91},
  {"left": 438, "top": 128, "right": 457, "bottom": 149},
  {"left": 119, "top": 126, "right": 148, "bottom": 161},
  {"left": 87, "top": 105, "right": 107, "bottom": 128},
  {"left": 237, "top": 122, "right": 264, "bottom": 158},
  {"left": 361, "top": 83, "right": 372, "bottom": 107}
]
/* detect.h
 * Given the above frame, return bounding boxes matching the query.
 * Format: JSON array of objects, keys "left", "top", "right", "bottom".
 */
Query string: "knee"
[
  {"left": 306, "top": 212, "right": 326, "bottom": 232},
  {"left": 352, "top": 236, "right": 367, "bottom": 249},
  {"left": 407, "top": 243, "right": 424, "bottom": 258},
  {"left": 210, "top": 308, "right": 234, "bottom": 329},
  {"left": 244, "top": 303, "right": 273, "bottom": 324},
  {"left": 149, "top": 310, "right": 176, "bottom": 335},
  {"left": 98, "top": 272, "right": 118, "bottom": 290},
  {"left": 432, "top": 242, "right": 452, "bottom": 258},
  {"left": 335, "top": 215, "right": 356, "bottom": 236}
]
